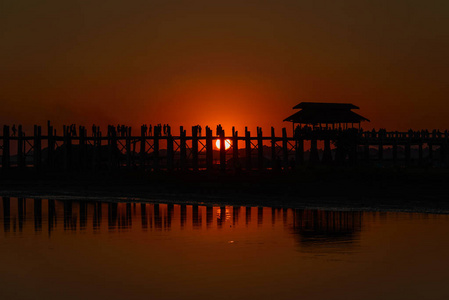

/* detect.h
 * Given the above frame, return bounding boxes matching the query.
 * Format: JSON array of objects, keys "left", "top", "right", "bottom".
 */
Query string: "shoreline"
[{"left": 1, "top": 167, "right": 449, "bottom": 214}]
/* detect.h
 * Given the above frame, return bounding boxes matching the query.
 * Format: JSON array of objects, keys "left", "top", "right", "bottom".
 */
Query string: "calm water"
[{"left": 1, "top": 197, "right": 449, "bottom": 300}]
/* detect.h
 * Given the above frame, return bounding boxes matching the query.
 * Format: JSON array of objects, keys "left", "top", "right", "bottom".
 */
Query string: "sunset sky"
[{"left": 1, "top": 0, "right": 448, "bottom": 134}]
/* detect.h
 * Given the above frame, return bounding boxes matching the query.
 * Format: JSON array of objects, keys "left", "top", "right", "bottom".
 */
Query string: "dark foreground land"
[{"left": 1, "top": 166, "right": 449, "bottom": 213}]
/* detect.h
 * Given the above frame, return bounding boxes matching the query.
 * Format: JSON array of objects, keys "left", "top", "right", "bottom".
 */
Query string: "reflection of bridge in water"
[
  {"left": 291, "top": 209, "right": 363, "bottom": 252},
  {"left": 1, "top": 197, "right": 363, "bottom": 249}
]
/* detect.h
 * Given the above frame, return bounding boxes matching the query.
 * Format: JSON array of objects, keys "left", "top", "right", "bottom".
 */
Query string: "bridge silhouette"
[{"left": 1, "top": 122, "right": 448, "bottom": 174}]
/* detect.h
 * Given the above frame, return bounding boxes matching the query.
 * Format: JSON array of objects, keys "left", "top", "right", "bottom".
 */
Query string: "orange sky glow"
[{"left": 1, "top": 1, "right": 448, "bottom": 135}]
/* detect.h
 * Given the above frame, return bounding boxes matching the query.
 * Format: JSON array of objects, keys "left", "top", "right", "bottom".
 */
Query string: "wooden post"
[
  {"left": 140, "top": 125, "right": 146, "bottom": 169},
  {"left": 180, "top": 126, "right": 186, "bottom": 170},
  {"left": 167, "top": 128, "right": 174, "bottom": 171},
  {"left": 94, "top": 126, "right": 104, "bottom": 170},
  {"left": 98, "top": 129, "right": 103, "bottom": 171},
  {"left": 126, "top": 127, "right": 132, "bottom": 168},
  {"left": 107, "top": 125, "right": 117, "bottom": 170},
  {"left": 92, "top": 127, "right": 98, "bottom": 172},
  {"left": 219, "top": 129, "right": 226, "bottom": 172},
  {"left": 47, "top": 121, "right": 54, "bottom": 169},
  {"left": 428, "top": 142, "right": 433, "bottom": 162},
  {"left": 18, "top": 125, "right": 24, "bottom": 169},
  {"left": 34, "top": 125, "right": 42, "bottom": 171},
  {"left": 192, "top": 126, "right": 198, "bottom": 171},
  {"left": 206, "top": 126, "right": 213, "bottom": 171},
  {"left": 271, "top": 127, "right": 276, "bottom": 169},
  {"left": 232, "top": 128, "right": 239, "bottom": 170},
  {"left": 154, "top": 126, "right": 160, "bottom": 171},
  {"left": 2, "top": 125, "right": 10, "bottom": 171},
  {"left": 282, "top": 128, "right": 289, "bottom": 168},
  {"left": 257, "top": 127, "right": 264, "bottom": 170},
  {"left": 245, "top": 127, "right": 251, "bottom": 170},
  {"left": 79, "top": 126, "right": 86, "bottom": 170},
  {"left": 107, "top": 126, "right": 112, "bottom": 169}
]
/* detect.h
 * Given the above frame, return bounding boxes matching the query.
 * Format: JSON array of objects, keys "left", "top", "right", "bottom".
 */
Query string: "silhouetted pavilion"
[{"left": 283, "top": 102, "right": 369, "bottom": 130}]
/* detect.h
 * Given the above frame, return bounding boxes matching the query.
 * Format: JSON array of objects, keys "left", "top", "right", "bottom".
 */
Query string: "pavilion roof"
[
  {"left": 292, "top": 102, "right": 359, "bottom": 110},
  {"left": 284, "top": 102, "right": 369, "bottom": 124}
]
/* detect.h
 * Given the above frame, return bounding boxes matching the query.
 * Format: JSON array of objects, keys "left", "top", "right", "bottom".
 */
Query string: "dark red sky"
[{"left": 1, "top": 0, "right": 448, "bottom": 134}]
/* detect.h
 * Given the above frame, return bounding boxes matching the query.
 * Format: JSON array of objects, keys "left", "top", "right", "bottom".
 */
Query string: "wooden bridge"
[{"left": 1, "top": 122, "right": 448, "bottom": 173}]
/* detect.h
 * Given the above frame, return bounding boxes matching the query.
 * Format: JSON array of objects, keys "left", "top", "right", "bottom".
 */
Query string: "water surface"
[{"left": 1, "top": 197, "right": 448, "bottom": 300}]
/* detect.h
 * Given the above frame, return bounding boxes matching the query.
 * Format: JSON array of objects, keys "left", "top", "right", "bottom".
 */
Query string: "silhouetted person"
[
  {"left": 12, "top": 124, "right": 16, "bottom": 136},
  {"left": 71, "top": 124, "right": 77, "bottom": 136},
  {"left": 216, "top": 124, "right": 222, "bottom": 135},
  {"left": 143, "top": 124, "right": 147, "bottom": 136},
  {"left": 149, "top": 125, "right": 152, "bottom": 136}
]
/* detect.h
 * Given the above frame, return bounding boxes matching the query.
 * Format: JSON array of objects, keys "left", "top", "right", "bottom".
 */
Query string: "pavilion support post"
[
  {"left": 282, "top": 128, "right": 289, "bottom": 168},
  {"left": 245, "top": 127, "right": 251, "bottom": 170},
  {"left": 364, "top": 141, "right": 370, "bottom": 162},
  {"left": 309, "top": 139, "right": 319, "bottom": 164},
  {"left": 257, "top": 127, "right": 264, "bottom": 170},
  {"left": 126, "top": 127, "right": 132, "bottom": 169},
  {"left": 309, "top": 133, "right": 319, "bottom": 164},
  {"left": 2, "top": 125, "right": 10, "bottom": 171},
  {"left": 232, "top": 129, "right": 239, "bottom": 171},
  {"left": 271, "top": 127, "right": 276, "bottom": 169},
  {"left": 219, "top": 129, "right": 226, "bottom": 172},
  {"left": 180, "top": 126, "right": 186, "bottom": 170},
  {"left": 206, "top": 126, "right": 213, "bottom": 171},
  {"left": 295, "top": 127, "right": 304, "bottom": 166},
  {"left": 192, "top": 126, "right": 198, "bottom": 171},
  {"left": 140, "top": 125, "right": 146, "bottom": 169},
  {"left": 350, "top": 140, "right": 358, "bottom": 165},
  {"left": 18, "top": 125, "right": 25, "bottom": 170}
]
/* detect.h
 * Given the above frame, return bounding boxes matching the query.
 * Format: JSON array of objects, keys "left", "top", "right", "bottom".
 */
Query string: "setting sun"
[{"left": 215, "top": 139, "right": 232, "bottom": 150}]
